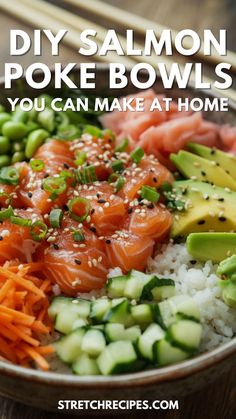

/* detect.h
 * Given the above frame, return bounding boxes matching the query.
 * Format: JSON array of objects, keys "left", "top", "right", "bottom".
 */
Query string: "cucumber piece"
[
  {"left": 141, "top": 277, "right": 175, "bottom": 301},
  {"left": 103, "top": 299, "right": 134, "bottom": 327},
  {"left": 166, "top": 320, "right": 202, "bottom": 353},
  {"left": 72, "top": 354, "right": 100, "bottom": 375},
  {"left": 106, "top": 275, "right": 127, "bottom": 298},
  {"left": 130, "top": 304, "right": 153, "bottom": 328},
  {"left": 124, "top": 270, "right": 153, "bottom": 300},
  {"left": 90, "top": 298, "right": 112, "bottom": 323},
  {"left": 48, "top": 297, "right": 91, "bottom": 320},
  {"left": 81, "top": 329, "right": 106, "bottom": 357},
  {"left": 97, "top": 341, "right": 139, "bottom": 375},
  {"left": 137, "top": 323, "right": 165, "bottom": 361},
  {"left": 55, "top": 327, "right": 86, "bottom": 364},
  {"left": 48, "top": 296, "right": 72, "bottom": 319},
  {"left": 154, "top": 338, "right": 189, "bottom": 366},
  {"left": 105, "top": 323, "right": 141, "bottom": 342},
  {"left": 54, "top": 308, "right": 87, "bottom": 335},
  {"left": 69, "top": 299, "right": 91, "bottom": 318},
  {"left": 158, "top": 295, "right": 200, "bottom": 328}
]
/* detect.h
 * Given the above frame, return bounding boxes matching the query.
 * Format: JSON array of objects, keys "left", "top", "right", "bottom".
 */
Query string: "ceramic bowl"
[{"left": 0, "top": 67, "right": 235, "bottom": 412}]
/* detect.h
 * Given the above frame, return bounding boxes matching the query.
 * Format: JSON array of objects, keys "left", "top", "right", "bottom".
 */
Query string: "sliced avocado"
[
  {"left": 216, "top": 255, "right": 236, "bottom": 279},
  {"left": 222, "top": 282, "right": 236, "bottom": 308},
  {"left": 187, "top": 233, "right": 236, "bottom": 262},
  {"left": 170, "top": 151, "right": 236, "bottom": 191},
  {"left": 188, "top": 143, "right": 236, "bottom": 182},
  {"left": 171, "top": 180, "right": 236, "bottom": 237}
]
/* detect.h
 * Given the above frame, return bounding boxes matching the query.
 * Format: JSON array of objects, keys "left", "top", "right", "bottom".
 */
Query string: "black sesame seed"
[
  {"left": 63, "top": 204, "right": 69, "bottom": 211},
  {"left": 197, "top": 220, "right": 205, "bottom": 225},
  {"left": 75, "top": 259, "right": 81, "bottom": 265},
  {"left": 210, "top": 149, "right": 216, "bottom": 155},
  {"left": 91, "top": 208, "right": 95, "bottom": 214},
  {"left": 226, "top": 170, "right": 230, "bottom": 174},
  {"left": 96, "top": 193, "right": 100, "bottom": 198},
  {"left": 53, "top": 243, "right": 59, "bottom": 250},
  {"left": 152, "top": 177, "right": 157, "bottom": 183},
  {"left": 216, "top": 162, "right": 220, "bottom": 166},
  {"left": 106, "top": 239, "right": 111, "bottom": 244},
  {"left": 63, "top": 163, "right": 69, "bottom": 169},
  {"left": 44, "top": 173, "right": 49, "bottom": 178},
  {"left": 90, "top": 227, "right": 96, "bottom": 233},
  {"left": 147, "top": 203, "right": 154, "bottom": 209},
  {"left": 0, "top": 236, "right": 3, "bottom": 241},
  {"left": 190, "top": 260, "right": 197, "bottom": 265},
  {"left": 128, "top": 208, "right": 133, "bottom": 214},
  {"left": 218, "top": 198, "right": 224, "bottom": 202},
  {"left": 201, "top": 171, "right": 206, "bottom": 176},
  {"left": 98, "top": 199, "right": 106, "bottom": 204},
  {"left": 28, "top": 192, "right": 33, "bottom": 198},
  {"left": 219, "top": 216, "right": 226, "bottom": 222}
]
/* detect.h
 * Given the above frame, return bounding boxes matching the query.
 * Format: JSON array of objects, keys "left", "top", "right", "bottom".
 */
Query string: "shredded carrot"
[{"left": 0, "top": 264, "right": 53, "bottom": 371}]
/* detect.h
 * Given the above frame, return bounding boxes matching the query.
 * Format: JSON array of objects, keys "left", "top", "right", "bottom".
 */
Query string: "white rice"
[{"left": 146, "top": 243, "right": 236, "bottom": 352}]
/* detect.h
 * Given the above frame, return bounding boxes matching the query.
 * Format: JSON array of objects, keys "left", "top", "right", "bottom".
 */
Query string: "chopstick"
[
  {"left": 0, "top": 0, "right": 134, "bottom": 67},
  {"left": 64, "top": 0, "right": 236, "bottom": 74},
  {"left": 1, "top": 0, "right": 236, "bottom": 102}
]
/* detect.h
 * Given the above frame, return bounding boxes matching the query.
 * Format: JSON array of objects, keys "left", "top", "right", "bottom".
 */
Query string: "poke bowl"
[{"left": 0, "top": 67, "right": 235, "bottom": 412}]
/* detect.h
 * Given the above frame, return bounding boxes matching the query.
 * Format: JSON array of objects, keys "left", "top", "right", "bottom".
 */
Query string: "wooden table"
[{"left": 0, "top": 0, "right": 236, "bottom": 417}]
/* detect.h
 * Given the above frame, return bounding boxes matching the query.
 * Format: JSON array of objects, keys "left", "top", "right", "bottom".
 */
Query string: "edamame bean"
[
  {"left": 12, "top": 105, "right": 28, "bottom": 123},
  {"left": 0, "top": 136, "right": 10, "bottom": 154},
  {"left": 37, "top": 108, "right": 55, "bottom": 133},
  {"left": 26, "top": 121, "right": 40, "bottom": 134},
  {"left": 56, "top": 112, "right": 69, "bottom": 129},
  {"left": 11, "top": 151, "right": 25, "bottom": 164},
  {"left": 12, "top": 141, "right": 25, "bottom": 152},
  {"left": 25, "top": 129, "right": 49, "bottom": 158},
  {"left": 2, "top": 121, "right": 28, "bottom": 140},
  {"left": 57, "top": 124, "right": 81, "bottom": 140},
  {"left": 0, "top": 113, "right": 11, "bottom": 134},
  {"left": 0, "top": 105, "right": 5, "bottom": 113},
  {"left": 0, "top": 155, "right": 11, "bottom": 168}
]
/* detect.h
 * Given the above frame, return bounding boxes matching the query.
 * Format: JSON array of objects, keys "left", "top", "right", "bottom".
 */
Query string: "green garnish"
[
  {"left": 0, "top": 205, "right": 14, "bottom": 221},
  {"left": 141, "top": 186, "right": 160, "bottom": 203},
  {"left": 43, "top": 176, "right": 67, "bottom": 200},
  {"left": 49, "top": 209, "right": 63, "bottom": 228},
  {"left": 10, "top": 216, "right": 32, "bottom": 227},
  {"left": 30, "top": 159, "right": 45, "bottom": 172},
  {"left": 130, "top": 147, "right": 144, "bottom": 164},
  {"left": 115, "top": 138, "right": 129, "bottom": 153},
  {"left": 0, "top": 166, "right": 19, "bottom": 185},
  {"left": 77, "top": 166, "right": 97, "bottom": 184},
  {"left": 111, "top": 160, "right": 124, "bottom": 173},
  {"left": 30, "top": 221, "right": 48, "bottom": 241},
  {"left": 83, "top": 125, "right": 102, "bottom": 138},
  {"left": 75, "top": 151, "right": 87, "bottom": 166},
  {"left": 115, "top": 176, "right": 125, "bottom": 192},
  {"left": 68, "top": 197, "right": 91, "bottom": 222},
  {"left": 73, "top": 229, "right": 85, "bottom": 242}
]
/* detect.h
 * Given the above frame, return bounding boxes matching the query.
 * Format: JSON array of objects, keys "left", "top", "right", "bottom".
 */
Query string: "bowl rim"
[{"left": 0, "top": 65, "right": 235, "bottom": 388}]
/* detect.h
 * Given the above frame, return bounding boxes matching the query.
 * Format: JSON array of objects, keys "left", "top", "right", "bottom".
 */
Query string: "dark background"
[{"left": 0, "top": 0, "right": 236, "bottom": 417}]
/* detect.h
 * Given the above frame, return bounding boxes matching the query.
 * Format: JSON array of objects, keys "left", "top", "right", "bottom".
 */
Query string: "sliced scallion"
[
  {"left": 115, "top": 176, "right": 125, "bottom": 192},
  {"left": 73, "top": 229, "right": 85, "bottom": 242},
  {"left": 49, "top": 209, "right": 63, "bottom": 228},
  {"left": 10, "top": 216, "right": 32, "bottom": 227},
  {"left": 141, "top": 186, "right": 160, "bottom": 203},
  {"left": 68, "top": 197, "right": 91, "bottom": 222},
  {"left": 30, "top": 221, "right": 48, "bottom": 242},
  {"left": 0, "top": 166, "right": 19, "bottom": 185},
  {"left": 43, "top": 176, "right": 67, "bottom": 200},
  {"left": 30, "top": 159, "right": 45, "bottom": 172},
  {"left": 115, "top": 138, "right": 129, "bottom": 153},
  {"left": 0, "top": 205, "right": 14, "bottom": 221},
  {"left": 130, "top": 147, "right": 144, "bottom": 164},
  {"left": 111, "top": 160, "right": 124, "bottom": 173},
  {"left": 77, "top": 166, "right": 97, "bottom": 184},
  {"left": 83, "top": 125, "right": 102, "bottom": 138},
  {"left": 75, "top": 151, "right": 87, "bottom": 166}
]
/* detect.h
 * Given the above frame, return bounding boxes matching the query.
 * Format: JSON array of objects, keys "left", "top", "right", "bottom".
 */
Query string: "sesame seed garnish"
[{"left": 75, "top": 259, "right": 81, "bottom": 265}]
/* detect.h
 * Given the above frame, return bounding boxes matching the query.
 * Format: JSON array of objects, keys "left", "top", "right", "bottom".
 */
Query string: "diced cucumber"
[
  {"left": 141, "top": 277, "right": 175, "bottom": 301},
  {"left": 55, "top": 327, "right": 86, "bottom": 364},
  {"left": 103, "top": 299, "right": 134, "bottom": 327},
  {"left": 48, "top": 296, "right": 72, "bottom": 319},
  {"left": 130, "top": 304, "right": 153, "bottom": 328},
  {"left": 124, "top": 270, "right": 153, "bottom": 300},
  {"left": 97, "top": 341, "right": 139, "bottom": 375},
  {"left": 90, "top": 298, "right": 112, "bottom": 323},
  {"left": 72, "top": 354, "right": 100, "bottom": 375},
  {"left": 54, "top": 308, "right": 87, "bottom": 334},
  {"left": 166, "top": 320, "right": 202, "bottom": 353},
  {"left": 137, "top": 323, "right": 165, "bottom": 361},
  {"left": 81, "top": 329, "right": 106, "bottom": 357},
  {"left": 153, "top": 338, "right": 189, "bottom": 366},
  {"left": 105, "top": 323, "right": 141, "bottom": 342},
  {"left": 158, "top": 295, "right": 200, "bottom": 328},
  {"left": 106, "top": 275, "right": 127, "bottom": 298},
  {"left": 69, "top": 299, "right": 91, "bottom": 318}
]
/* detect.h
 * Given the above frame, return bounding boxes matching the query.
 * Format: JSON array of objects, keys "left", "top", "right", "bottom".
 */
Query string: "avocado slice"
[
  {"left": 171, "top": 180, "right": 236, "bottom": 237},
  {"left": 188, "top": 143, "right": 236, "bottom": 181},
  {"left": 170, "top": 151, "right": 236, "bottom": 191},
  {"left": 187, "top": 233, "right": 236, "bottom": 262}
]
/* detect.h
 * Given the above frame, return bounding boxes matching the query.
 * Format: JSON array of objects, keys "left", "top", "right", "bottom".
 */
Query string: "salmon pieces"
[{"left": 0, "top": 128, "right": 173, "bottom": 296}]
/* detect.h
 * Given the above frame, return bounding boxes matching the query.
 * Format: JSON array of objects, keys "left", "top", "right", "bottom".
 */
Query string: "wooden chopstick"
[
  {"left": 64, "top": 0, "right": 236, "bottom": 73},
  {"left": 15, "top": 0, "right": 236, "bottom": 102},
  {"left": 0, "top": 0, "right": 134, "bottom": 67},
  {"left": 1, "top": 0, "right": 236, "bottom": 101}
]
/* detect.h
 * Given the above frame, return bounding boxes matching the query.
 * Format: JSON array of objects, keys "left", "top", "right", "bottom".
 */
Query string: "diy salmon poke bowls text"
[{"left": 0, "top": 88, "right": 235, "bottom": 376}]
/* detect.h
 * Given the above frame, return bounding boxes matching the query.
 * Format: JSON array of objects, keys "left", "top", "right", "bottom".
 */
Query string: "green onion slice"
[
  {"left": 75, "top": 151, "right": 87, "bottom": 166},
  {"left": 0, "top": 205, "right": 14, "bottom": 221},
  {"left": 83, "top": 125, "right": 102, "bottom": 138},
  {"left": 30, "top": 159, "right": 45, "bottom": 172},
  {"left": 0, "top": 167, "right": 19, "bottom": 185},
  {"left": 0, "top": 192, "right": 11, "bottom": 207},
  {"left": 115, "top": 176, "right": 125, "bottom": 192},
  {"left": 30, "top": 221, "right": 48, "bottom": 242},
  {"left": 72, "top": 229, "right": 85, "bottom": 242},
  {"left": 130, "top": 147, "right": 145, "bottom": 164},
  {"left": 115, "top": 138, "right": 129, "bottom": 153},
  {"left": 141, "top": 186, "right": 160, "bottom": 203},
  {"left": 108, "top": 173, "right": 119, "bottom": 184},
  {"left": 68, "top": 197, "right": 91, "bottom": 222},
  {"left": 10, "top": 216, "right": 32, "bottom": 227},
  {"left": 43, "top": 176, "right": 67, "bottom": 200},
  {"left": 77, "top": 166, "right": 97, "bottom": 184},
  {"left": 49, "top": 209, "right": 63, "bottom": 228},
  {"left": 111, "top": 160, "right": 124, "bottom": 173}
]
